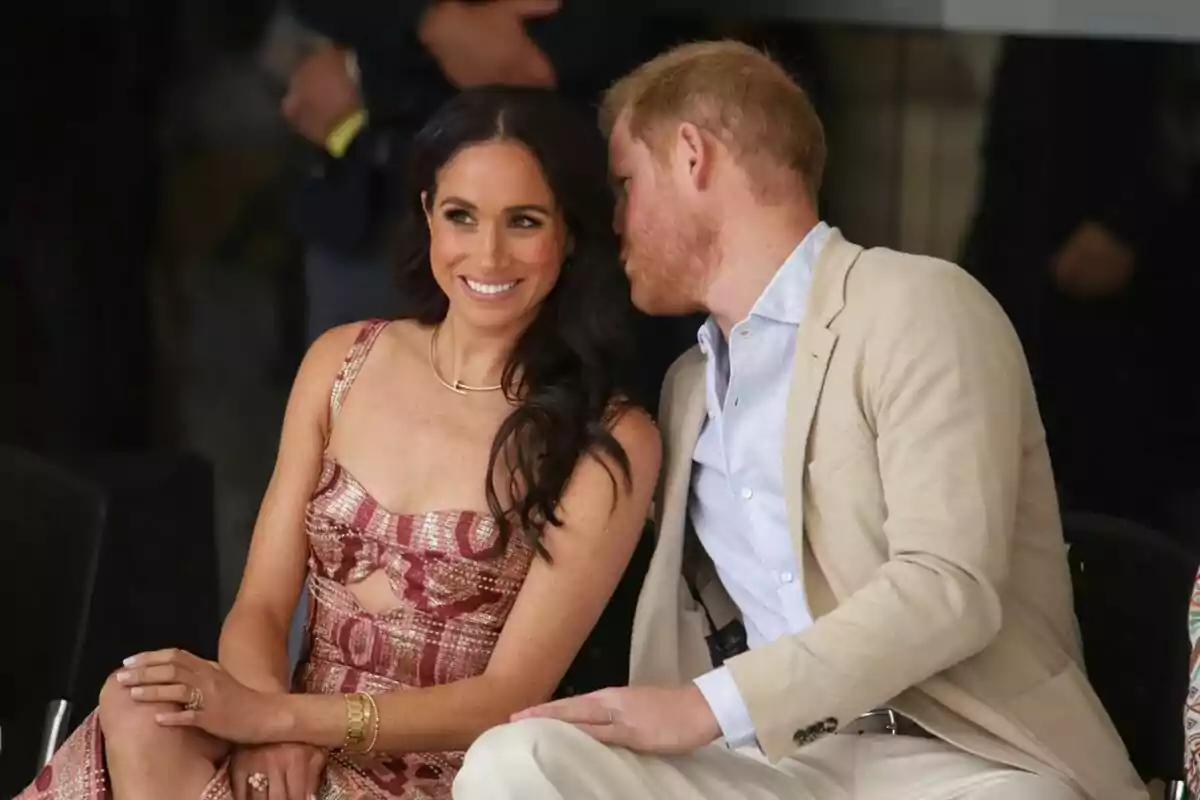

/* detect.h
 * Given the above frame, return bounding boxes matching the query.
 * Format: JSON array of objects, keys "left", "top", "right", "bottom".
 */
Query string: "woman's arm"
[
  {"left": 264, "top": 408, "right": 662, "bottom": 751},
  {"left": 218, "top": 325, "right": 360, "bottom": 694}
]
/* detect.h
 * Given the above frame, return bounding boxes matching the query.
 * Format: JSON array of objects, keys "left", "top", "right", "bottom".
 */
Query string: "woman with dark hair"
[{"left": 19, "top": 87, "right": 661, "bottom": 800}]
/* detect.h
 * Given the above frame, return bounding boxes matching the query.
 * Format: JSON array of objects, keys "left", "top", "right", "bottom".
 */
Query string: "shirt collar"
[{"left": 696, "top": 221, "right": 832, "bottom": 351}]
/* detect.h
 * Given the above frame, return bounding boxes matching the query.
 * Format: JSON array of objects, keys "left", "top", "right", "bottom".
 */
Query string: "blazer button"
[{"left": 793, "top": 717, "right": 839, "bottom": 746}]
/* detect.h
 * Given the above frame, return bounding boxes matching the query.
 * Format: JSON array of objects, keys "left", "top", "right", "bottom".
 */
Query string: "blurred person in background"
[
  {"left": 962, "top": 39, "right": 1200, "bottom": 546},
  {"left": 17, "top": 87, "right": 659, "bottom": 800}
]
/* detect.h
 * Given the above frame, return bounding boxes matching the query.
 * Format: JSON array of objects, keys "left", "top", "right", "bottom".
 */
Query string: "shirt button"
[
  {"left": 779, "top": 571, "right": 795, "bottom": 584},
  {"left": 740, "top": 487, "right": 753, "bottom": 500}
]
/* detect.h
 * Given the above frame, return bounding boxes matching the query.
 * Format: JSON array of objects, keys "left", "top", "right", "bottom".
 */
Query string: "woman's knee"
[{"left": 96, "top": 670, "right": 172, "bottom": 750}]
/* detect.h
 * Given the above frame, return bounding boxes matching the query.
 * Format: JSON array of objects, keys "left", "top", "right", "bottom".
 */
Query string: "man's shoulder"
[
  {"left": 841, "top": 243, "right": 1004, "bottom": 326},
  {"left": 663, "top": 344, "right": 705, "bottom": 384},
  {"left": 852, "top": 245, "right": 977, "bottom": 292},
  {"left": 656, "top": 345, "right": 705, "bottom": 422}
]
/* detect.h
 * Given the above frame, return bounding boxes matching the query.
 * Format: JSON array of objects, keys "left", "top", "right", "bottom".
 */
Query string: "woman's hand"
[
  {"left": 230, "top": 743, "right": 327, "bottom": 800},
  {"left": 119, "top": 648, "right": 282, "bottom": 744}
]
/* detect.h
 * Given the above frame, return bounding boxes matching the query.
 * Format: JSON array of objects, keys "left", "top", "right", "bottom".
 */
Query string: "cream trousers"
[{"left": 452, "top": 719, "right": 1082, "bottom": 800}]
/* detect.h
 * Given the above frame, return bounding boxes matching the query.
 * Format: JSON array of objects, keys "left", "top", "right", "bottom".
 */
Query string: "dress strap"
[{"left": 329, "top": 319, "right": 390, "bottom": 429}]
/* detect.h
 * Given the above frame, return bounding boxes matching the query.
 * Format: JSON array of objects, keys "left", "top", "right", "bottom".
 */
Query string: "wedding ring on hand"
[
  {"left": 184, "top": 686, "right": 204, "bottom": 711},
  {"left": 247, "top": 772, "right": 269, "bottom": 793}
]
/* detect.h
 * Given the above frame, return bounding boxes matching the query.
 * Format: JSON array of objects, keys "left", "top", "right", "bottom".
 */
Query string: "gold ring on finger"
[{"left": 184, "top": 686, "right": 204, "bottom": 711}]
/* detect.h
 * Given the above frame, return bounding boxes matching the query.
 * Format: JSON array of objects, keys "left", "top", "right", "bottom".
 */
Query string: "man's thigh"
[
  {"left": 851, "top": 734, "right": 1082, "bottom": 800},
  {"left": 454, "top": 722, "right": 1082, "bottom": 800},
  {"left": 453, "top": 719, "right": 849, "bottom": 800}
]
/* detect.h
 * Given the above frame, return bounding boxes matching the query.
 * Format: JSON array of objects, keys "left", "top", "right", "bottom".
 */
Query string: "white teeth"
[{"left": 465, "top": 279, "right": 517, "bottom": 295}]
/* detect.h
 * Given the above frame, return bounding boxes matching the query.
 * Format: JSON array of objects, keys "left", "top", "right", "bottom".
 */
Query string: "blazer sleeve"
[{"left": 723, "top": 262, "right": 1025, "bottom": 761}]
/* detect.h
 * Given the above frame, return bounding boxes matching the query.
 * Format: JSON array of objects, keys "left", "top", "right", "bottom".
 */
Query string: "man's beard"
[{"left": 627, "top": 215, "right": 718, "bottom": 316}]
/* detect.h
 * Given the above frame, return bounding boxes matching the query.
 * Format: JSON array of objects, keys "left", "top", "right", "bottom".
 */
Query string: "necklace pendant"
[{"left": 452, "top": 380, "right": 468, "bottom": 395}]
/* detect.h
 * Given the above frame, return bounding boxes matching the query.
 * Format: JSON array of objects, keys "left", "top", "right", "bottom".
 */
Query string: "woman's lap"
[{"left": 15, "top": 709, "right": 448, "bottom": 800}]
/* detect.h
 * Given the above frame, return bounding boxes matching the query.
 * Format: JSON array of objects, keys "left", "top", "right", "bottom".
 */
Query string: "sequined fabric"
[
  {"left": 1186, "top": 566, "right": 1200, "bottom": 797},
  {"left": 18, "top": 320, "right": 535, "bottom": 800}
]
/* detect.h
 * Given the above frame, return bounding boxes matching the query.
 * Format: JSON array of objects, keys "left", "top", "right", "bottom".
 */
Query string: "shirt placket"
[{"left": 726, "top": 323, "right": 793, "bottom": 639}]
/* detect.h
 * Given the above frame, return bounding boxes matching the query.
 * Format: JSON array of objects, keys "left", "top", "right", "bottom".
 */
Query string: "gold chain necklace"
[{"left": 428, "top": 323, "right": 503, "bottom": 395}]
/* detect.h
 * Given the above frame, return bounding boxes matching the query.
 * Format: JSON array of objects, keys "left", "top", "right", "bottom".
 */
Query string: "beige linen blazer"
[{"left": 629, "top": 231, "right": 1146, "bottom": 800}]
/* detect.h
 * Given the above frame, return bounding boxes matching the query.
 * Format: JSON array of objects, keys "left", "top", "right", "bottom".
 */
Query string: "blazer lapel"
[
  {"left": 630, "top": 349, "right": 711, "bottom": 685},
  {"left": 782, "top": 231, "right": 863, "bottom": 618}
]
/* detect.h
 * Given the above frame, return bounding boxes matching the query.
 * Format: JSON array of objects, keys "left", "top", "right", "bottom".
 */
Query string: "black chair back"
[
  {"left": 1062, "top": 511, "right": 1197, "bottom": 785},
  {"left": 0, "top": 446, "right": 106, "bottom": 794}
]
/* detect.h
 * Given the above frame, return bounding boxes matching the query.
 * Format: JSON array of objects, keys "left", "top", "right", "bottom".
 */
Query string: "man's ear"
[{"left": 675, "top": 122, "right": 712, "bottom": 192}]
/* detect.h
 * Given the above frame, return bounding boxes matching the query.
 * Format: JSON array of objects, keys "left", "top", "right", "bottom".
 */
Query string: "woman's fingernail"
[
  {"left": 123, "top": 656, "right": 137, "bottom": 667},
  {"left": 115, "top": 671, "right": 131, "bottom": 684},
  {"left": 129, "top": 687, "right": 145, "bottom": 698}
]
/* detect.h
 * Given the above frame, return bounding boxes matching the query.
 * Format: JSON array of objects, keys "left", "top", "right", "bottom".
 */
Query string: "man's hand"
[
  {"left": 1051, "top": 220, "right": 1136, "bottom": 298},
  {"left": 229, "top": 743, "right": 326, "bottom": 800},
  {"left": 419, "top": 0, "right": 559, "bottom": 88},
  {"left": 512, "top": 685, "right": 721, "bottom": 755},
  {"left": 282, "top": 43, "right": 362, "bottom": 146}
]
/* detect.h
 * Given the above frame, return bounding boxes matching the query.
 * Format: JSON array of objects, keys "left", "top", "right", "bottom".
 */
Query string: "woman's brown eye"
[{"left": 511, "top": 215, "right": 542, "bottom": 229}]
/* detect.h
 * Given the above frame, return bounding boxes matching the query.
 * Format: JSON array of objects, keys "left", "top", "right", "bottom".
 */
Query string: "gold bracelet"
[
  {"left": 361, "top": 691, "right": 380, "bottom": 755},
  {"left": 342, "top": 692, "right": 369, "bottom": 751}
]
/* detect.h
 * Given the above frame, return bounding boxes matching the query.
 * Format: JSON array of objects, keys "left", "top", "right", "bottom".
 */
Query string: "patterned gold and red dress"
[
  {"left": 1186, "top": 566, "right": 1200, "bottom": 797},
  {"left": 19, "top": 321, "right": 535, "bottom": 799}
]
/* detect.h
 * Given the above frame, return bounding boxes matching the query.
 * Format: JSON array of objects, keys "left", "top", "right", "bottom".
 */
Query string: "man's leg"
[
  {"left": 959, "top": 774, "right": 1082, "bottom": 800},
  {"left": 453, "top": 719, "right": 850, "bottom": 800},
  {"left": 851, "top": 734, "right": 1082, "bottom": 800},
  {"left": 456, "top": 722, "right": 1083, "bottom": 800}
]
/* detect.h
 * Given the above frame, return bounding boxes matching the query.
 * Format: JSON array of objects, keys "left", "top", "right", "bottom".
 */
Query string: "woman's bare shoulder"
[
  {"left": 377, "top": 318, "right": 431, "bottom": 359},
  {"left": 301, "top": 320, "right": 427, "bottom": 380},
  {"left": 609, "top": 405, "right": 661, "bottom": 484}
]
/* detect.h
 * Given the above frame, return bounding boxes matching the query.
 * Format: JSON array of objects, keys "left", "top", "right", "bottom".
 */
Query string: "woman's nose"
[{"left": 477, "top": 222, "right": 504, "bottom": 268}]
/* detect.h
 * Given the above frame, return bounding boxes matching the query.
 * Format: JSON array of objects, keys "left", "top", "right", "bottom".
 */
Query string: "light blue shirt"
[{"left": 691, "top": 222, "right": 832, "bottom": 748}]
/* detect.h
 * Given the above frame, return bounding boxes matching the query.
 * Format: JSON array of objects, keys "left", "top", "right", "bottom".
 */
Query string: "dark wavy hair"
[{"left": 394, "top": 87, "right": 640, "bottom": 559}]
